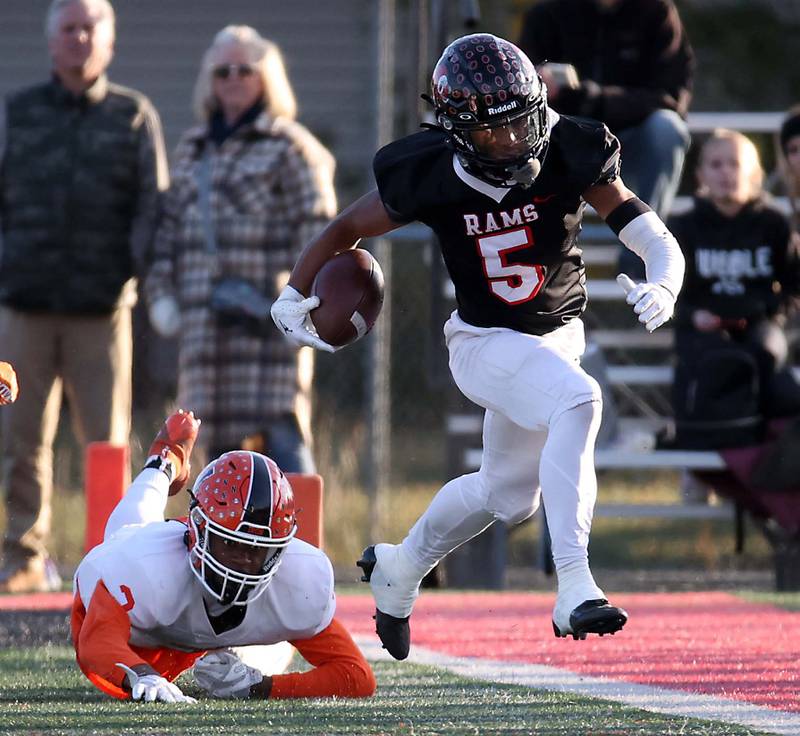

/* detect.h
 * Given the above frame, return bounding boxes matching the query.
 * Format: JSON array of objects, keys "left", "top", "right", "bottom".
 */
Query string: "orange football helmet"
[{"left": 187, "top": 451, "right": 297, "bottom": 605}]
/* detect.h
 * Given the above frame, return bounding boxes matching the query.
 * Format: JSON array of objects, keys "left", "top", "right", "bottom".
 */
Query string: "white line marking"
[
  {"left": 355, "top": 637, "right": 800, "bottom": 735},
  {"left": 350, "top": 311, "right": 368, "bottom": 338}
]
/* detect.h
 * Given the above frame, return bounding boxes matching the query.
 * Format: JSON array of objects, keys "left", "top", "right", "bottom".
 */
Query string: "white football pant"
[{"left": 400, "top": 312, "right": 602, "bottom": 585}]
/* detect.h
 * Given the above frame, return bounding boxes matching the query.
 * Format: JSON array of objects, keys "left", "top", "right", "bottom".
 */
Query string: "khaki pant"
[{"left": 0, "top": 306, "right": 131, "bottom": 566}]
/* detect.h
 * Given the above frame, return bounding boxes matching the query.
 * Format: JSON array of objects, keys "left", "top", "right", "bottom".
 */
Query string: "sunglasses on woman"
[{"left": 212, "top": 64, "right": 255, "bottom": 80}]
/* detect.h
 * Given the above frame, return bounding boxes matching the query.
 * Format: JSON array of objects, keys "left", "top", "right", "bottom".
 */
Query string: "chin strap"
[{"left": 508, "top": 157, "right": 542, "bottom": 188}]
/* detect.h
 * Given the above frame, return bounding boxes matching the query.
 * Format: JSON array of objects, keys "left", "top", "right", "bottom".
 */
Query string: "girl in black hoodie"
[{"left": 668, "top": 129, "right": 800, "bottom": 439}]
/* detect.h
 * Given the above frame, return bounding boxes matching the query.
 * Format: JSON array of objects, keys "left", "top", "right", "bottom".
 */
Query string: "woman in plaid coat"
[{"left": 146, "top": 25, "right": 336, "bottom": 469}]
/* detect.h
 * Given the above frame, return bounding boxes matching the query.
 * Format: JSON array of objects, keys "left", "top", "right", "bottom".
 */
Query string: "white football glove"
[
  {"left": 270, "top": 285, "right": 335, "bottom": 353},
  {"left": 193, "top": 649, "right": 263, "bottom": 699},
  {"left": 149, "top": 296, "right": 180, "bottom": 338},
  {"left": 116, "top": 663, "right": 197, "bottom": 703},
  {"left": 616, "top": 274, "right": 676, "bottom": 333}
]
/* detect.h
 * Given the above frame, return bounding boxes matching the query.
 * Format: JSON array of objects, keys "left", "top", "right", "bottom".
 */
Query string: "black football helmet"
[{"left": 431, "top": 33, "right": 549, "bottom": 188}]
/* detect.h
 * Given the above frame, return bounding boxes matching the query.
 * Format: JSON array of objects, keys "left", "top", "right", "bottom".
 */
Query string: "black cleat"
[
  {"left": 375, "top": 610, "right": 411, "bottom": 660},
  {"left": 357, "top": 545, "right": 411, "bottom": 660},
  {"left": 553, "top": 599, "right": 628, "bottom": 640}
]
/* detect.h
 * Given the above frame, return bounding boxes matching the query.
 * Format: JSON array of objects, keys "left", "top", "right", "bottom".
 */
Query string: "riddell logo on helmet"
[{"left": 487, "top": 101, "right": 518, "bottom": 115}]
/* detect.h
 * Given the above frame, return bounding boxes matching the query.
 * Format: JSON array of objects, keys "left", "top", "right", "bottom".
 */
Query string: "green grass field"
[
  {"left": 0, "top": 646, "right": 773, "bottom": 735},
  {"left": 0, "top": 431, "right": 786, "bottom": 734}
]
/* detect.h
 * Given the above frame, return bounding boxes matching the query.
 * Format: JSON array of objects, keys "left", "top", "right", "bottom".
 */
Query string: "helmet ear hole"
[{"left": 438, "top": 115, "right": 454, "bottom": 131}]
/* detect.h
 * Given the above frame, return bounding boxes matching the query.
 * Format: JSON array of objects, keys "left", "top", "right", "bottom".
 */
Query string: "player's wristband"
[{"left": 144, "top": 454, "right": 176, "bottom": 481}]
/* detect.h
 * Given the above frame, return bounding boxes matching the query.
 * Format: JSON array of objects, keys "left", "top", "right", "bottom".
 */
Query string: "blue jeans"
[
  {"left": 616, "top": 109, "right": 691, "bottom": 280},
  {"left": 210, "top": 415, "right": 316, "bottom": 474},
  {"left": 266, "top": 415, "right": 316, "bottom": 474}
]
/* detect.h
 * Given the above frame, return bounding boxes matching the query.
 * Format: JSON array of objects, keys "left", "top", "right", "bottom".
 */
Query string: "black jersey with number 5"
[{"left": 373, "top": 113, "right": 620, "bottom": 335}]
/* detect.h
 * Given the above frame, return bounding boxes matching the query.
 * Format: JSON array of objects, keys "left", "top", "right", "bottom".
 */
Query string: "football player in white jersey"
[
  {"left": 271, "top": 33, "right": 685, "bottom": 660},
  {"left": 71, "top": 410, "right": 375, "bottom": 702}
]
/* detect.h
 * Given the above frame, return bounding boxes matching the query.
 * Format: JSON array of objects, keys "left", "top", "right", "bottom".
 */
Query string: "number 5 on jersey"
[{"left": 477, "top": 227, "right": 545, "bottom": 304}]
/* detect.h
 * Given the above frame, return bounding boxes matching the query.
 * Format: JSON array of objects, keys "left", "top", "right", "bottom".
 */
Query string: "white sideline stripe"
[{"left": 356, "top": 637, "right": 800, "bottom": 736}]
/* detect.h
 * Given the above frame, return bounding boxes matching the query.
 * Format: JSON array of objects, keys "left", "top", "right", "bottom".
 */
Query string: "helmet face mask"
[
  {"left": 186, "top": 451, "right": 296, "bottom": 606},
  {"left": 431, "top": 34, "right": 550, "bottom": 188}
]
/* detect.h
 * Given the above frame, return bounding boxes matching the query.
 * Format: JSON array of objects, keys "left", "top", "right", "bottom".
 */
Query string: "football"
[{"left": 311, "top": 248, "right": 385, "bottom": 348}]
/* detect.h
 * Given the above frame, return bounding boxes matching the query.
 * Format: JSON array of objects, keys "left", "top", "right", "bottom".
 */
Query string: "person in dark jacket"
[
  {"left": 518, "top": 0, "right": 694, "bottom": 278},
  {"left": 777, "top": 106, "right": 800, "bottom": 233},
  {"left": 0, "top": 0, "right": 167, "bottom": 592},
  {"left": 669, "top": 129, "right": 800, "bottom": 444}
]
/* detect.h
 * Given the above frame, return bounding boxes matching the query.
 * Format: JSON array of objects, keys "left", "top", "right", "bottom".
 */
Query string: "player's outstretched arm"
[
  {"left": 117, "top": 662, "right": 197, "bottom": 704},
  {"left": 73, "top": 579, "right": 194, "bottom": 703},
  {"left": 271, "top": 191, "right": 402, "bottom": 351},
  {"left": 584, "top": 178, "right": 685, "bottom": 332},
  {"left": 269, "top": 618, "right": 376, "bottom": 699},
  {"left": 0, "top": 361, "right": 19, "bottom": 405},
  {"left": 193, "top": 618, "right": 375, "bottom": 700},
  {"left": 103, "top": 410, "right": 201, "bottom": 538},
  {"left": 145, "top": 409, "right": 201, "bottom": 496}
]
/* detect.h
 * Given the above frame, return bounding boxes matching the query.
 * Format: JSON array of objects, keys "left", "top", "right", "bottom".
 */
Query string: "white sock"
[{"left": 556, "top": 558, "right": 603, "bottom": 599}]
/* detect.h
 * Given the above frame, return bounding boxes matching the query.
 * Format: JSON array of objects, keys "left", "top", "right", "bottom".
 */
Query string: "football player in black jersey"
[{"left": 272, "top": 34, "right": 685, "bottom": 659}]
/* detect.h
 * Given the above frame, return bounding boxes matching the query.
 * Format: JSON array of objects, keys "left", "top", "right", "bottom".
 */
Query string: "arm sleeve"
[
  {"left": 269, "top": 618, "right": 376, "bottom": 699},
  {"left": 666, "top": 213, "right": 696, "bottom": 321},
  {"left": 73, "top": 579, "right": 149, "bottom": 698},
  {"left": 617, "top": 211, "right": 685, "bottom": 298},
  {"left": 103, "top": 468, "right": 170, "bottom": 540},
  {"left": 129, "top": 100, "right": 169, "bottom": 276}
]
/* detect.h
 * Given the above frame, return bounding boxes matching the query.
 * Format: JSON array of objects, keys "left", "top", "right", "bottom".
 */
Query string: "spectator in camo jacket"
[
  {"left": 145, "top": 25, "right": 336, "bottom": 469},
  {"left": 0, "top": 0, "right": 168, "bottom": 593}
]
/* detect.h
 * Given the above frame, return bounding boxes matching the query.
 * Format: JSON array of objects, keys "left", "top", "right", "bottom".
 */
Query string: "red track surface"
[
  {"left": 336, "top": 592, "right": 800, "bottom": 713},
  {"left": 0, "top": 591, "right": 72, "bottom": 611},
  {"left": 5, "top": 590, "right": 797, "bottom": 712}
]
